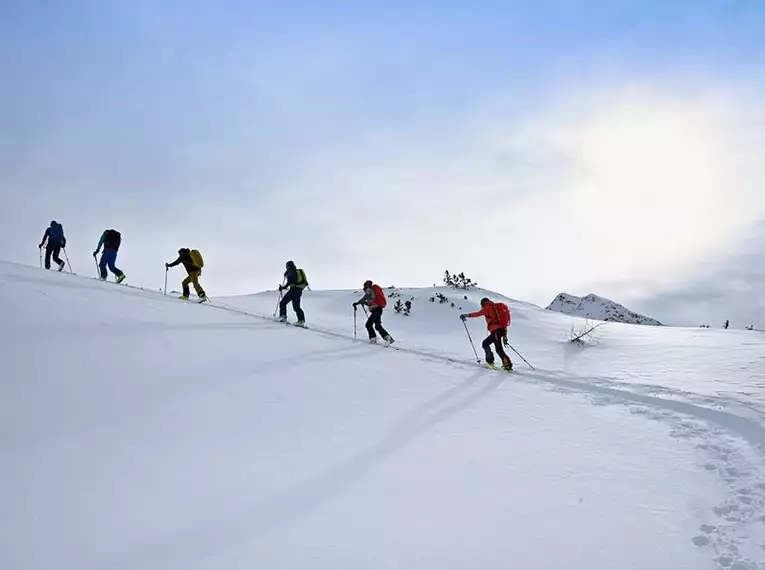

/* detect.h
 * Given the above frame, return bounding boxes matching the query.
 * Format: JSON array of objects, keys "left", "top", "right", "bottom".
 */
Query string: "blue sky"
[{"left": 2, "top": 0, "right": 765, "bottom": 327}]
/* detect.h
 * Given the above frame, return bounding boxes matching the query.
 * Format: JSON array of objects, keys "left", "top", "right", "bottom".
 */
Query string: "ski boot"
[
  {"left": 178, "top": 295, "right": 189, "bottom": 300},
  {"left": 383, "top": 335, "right": 395, "bottom": 345},
  {"left": 116, "top": 274, "right": 126, "bottom": 284},
  {"left": 278, "top": 315, "right": 287, "bottom": 323},
  {"left": 295, "top": 320, "right": 306, "bottom": 327},
  {"left": 58, "top": 261, "right": 65, "bottom": 272},
  {"left": 369, "top": 337, "right": 378, "bottom": 344}
]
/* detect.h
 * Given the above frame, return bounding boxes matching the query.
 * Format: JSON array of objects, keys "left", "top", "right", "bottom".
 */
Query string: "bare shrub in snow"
[{"left": 569, "top": 320, "right": 605, "bottom": 345}]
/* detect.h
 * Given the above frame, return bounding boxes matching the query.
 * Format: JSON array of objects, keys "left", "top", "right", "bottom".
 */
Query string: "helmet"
[
  {"left": 480, "top": 297, "right": 490, "bottom": 306},
  {"left": 50, "top": 220, "right": 57, "bottom": 226},
  {"left": 286, "top": 260, "right": 295, "bottom": 268},
  {"left": 363, "top": 280, "right": 373, "bottom": 289},
  {"left": 178, "top": 248, "right": 189, "bottom": 254}
]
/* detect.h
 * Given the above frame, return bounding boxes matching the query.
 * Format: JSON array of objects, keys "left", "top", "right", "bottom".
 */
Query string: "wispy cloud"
[{"left": 2, "top": 1, "right": 765, "bottom": 315}]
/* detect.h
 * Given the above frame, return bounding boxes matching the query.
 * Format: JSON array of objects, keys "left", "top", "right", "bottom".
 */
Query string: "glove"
[
  {"left": 165, "top": 263, "right": 169, "bottom": 269},
  {"left": 92, "top": 250, "right": 99, "bottom": 257},
  {"left": 503, "top": 336, "right": 509, "bottom": 347},
  {"left": 278, "top": 285, "right": 284, "bottom": 291},
  {"left": 352, "top": 302, "right": 358, "bottom": 309},
  {"left": 460, "top": 314, "right": 467, "bottom": 321},
  {"left": 38, "top": 244, "right": 43, "bottom": 249}
]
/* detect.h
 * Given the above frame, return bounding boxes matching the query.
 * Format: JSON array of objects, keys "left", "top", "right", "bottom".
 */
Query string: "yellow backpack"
[
  {"left": 189, "top": 249, "right": 204, "bottom": 268},
  {"left": 296, "top": 268, "right": 309, "bottom": 289}
]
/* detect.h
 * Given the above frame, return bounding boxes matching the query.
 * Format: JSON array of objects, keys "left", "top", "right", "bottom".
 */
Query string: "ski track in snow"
[
  {"left": 3, "top": 264, "right": 765, "bottom": 569},
  {"left": 204, "top": 303, "right": 765, "bottom": 569}
]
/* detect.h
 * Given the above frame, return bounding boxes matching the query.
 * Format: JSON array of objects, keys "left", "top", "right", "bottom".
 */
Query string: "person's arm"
[
  {"left": 280, "top": 267, "right": 297, "bottom": 289},
  {"left": 39, "top": 228, "right": 50, "bottom": 248},
  {"left": 353, "top": 287, "right": 374, "bottom": 307},
  {"left": 460, "top": 307, "right": 486, "bottom": 320},
  {"left": 166, "top": 255, "right": 183, "bottom": 268},
  {"left": 93, "top": 232, "right": 105, "bottom": 255}
]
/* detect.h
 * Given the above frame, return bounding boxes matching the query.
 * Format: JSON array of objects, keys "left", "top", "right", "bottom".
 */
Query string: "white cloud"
[{"left": 4, "top": 74, "right": 765, "bottom": 308}]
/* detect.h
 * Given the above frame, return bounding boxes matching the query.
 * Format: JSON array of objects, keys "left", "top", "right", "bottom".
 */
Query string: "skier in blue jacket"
[
  {"left": 39, "top": 221, "right": 66, "bottom": 271},
  {"left": 93, "top": 229, "right": 126, "bottom": 283}
]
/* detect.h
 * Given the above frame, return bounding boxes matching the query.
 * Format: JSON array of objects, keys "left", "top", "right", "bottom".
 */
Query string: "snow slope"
[
  {"left": 547, "top": 292, "right": 663, "bottom": 326},
  {"left": 2, "top": 262, "right": 765, "bottom": 570}
]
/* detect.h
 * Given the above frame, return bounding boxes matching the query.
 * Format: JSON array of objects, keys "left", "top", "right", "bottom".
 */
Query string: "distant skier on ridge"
[
  {"left": 166, "top": 248, "right": 207, "bottom": 302},
  {"left": 93, "top": 228, "right": 126, "bottom": 283},
  {"left": 353, "top": 280, "right": 395, "bottom": 344},
  {"left": 461, "top": 298, "right": 513, "bottom": 371},
  {"left": 278, "top": 260, "right": 308, "bottom": 325},
  {"left": 38, "top": 221, "right": 67, "bottom": 271}
]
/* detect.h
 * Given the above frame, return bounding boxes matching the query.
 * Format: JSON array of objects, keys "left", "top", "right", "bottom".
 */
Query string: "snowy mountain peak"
[{"left": 546, "top": 292, "right": 663, "bottom": 326}]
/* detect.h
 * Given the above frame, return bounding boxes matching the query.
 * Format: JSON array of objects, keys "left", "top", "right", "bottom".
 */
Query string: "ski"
[{"left": 481, "top": 362, "right": 514, "bottom": 374}]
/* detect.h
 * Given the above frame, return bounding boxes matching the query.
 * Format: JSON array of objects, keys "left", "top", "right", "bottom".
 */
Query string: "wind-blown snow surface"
[{"left": 2, "top": 262, "right": 765, "bottom": 570}]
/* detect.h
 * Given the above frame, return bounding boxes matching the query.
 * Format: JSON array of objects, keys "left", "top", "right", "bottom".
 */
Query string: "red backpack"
[
  {"left": 372, "top": 284, "right": 387, "bottom": 308},
  {"left": 495, "top": 302, "right": 511, "bottom": 327}
]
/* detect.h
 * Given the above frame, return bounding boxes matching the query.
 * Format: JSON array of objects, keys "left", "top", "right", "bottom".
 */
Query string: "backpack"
[
  {"left": 103, "top": 229, "right": 121, "bottom": 249},
  {"left": 371, "top": 284, "right": 387, "bottom": 308},
  {"left": 189, "top": 249, "right": 204, "bottom": 268},
  {"left": 296, "top": 268, "right": 309, "bottom": 289},
  {"left": 495, "top": 302, "right": 511, "bottom": 328},
  {"left": 49, "top": 222, "right": 64, "bottom": 243}
]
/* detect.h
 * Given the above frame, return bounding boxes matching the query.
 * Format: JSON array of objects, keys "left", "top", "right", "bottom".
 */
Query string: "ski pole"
[
  {"left": 461, "top": 319, "right": 481, "bottom": 364},
  {"left": 163, "top": 266, "right": 168, "bottom": 296},
  {"left": 353, "top": 306, "right": 357, "bottom": 339},
  {"left": 93, "top": 253, "right": 100, "bottom": 278},
  {"left": 273, "top": 281, "right": 285, "bottom": 318},
  {"left": 62, "top": 248, "right": 73, "bottom": 273},
  {"left": 38, "top": 247, "right": 42, "bottom": 268},
  {"left": 507, "top": 342, "right": 534, "bottom": 370}
]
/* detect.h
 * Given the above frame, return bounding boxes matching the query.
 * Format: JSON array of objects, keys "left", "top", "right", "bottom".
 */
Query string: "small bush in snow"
[
  {"left": 394, "top": 298, "right": 413, "bottom": 315},
  {"left": 443, "top": 271, "right": 478, "bottom": 290}
]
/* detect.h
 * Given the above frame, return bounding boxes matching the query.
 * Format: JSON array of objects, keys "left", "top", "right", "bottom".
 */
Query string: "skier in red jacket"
[
  {"left": 461, "top": 297, "right": 513, "bottom": 371},
  {"left": 353, "top": 280, "right": 395, "bottom": 344}
]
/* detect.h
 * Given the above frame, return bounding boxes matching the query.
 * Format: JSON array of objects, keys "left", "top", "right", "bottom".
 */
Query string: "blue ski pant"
[{"left": 99, "top": 248, "right": 124, "bottom": 279}]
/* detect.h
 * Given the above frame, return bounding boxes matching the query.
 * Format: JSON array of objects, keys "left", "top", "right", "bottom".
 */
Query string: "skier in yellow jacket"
[{"left": 166, "top": 248, "right": 207, "bottom": 302}]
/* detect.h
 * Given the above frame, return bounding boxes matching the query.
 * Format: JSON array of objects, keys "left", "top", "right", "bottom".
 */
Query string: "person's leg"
[
  {"left": 492, "top": 329, "right": 513, "bottom": 369},
  {"left": 291, "top": 288, "right": 305, "bottom": 322},
  {"left": 51, "top": 245, "right": 64, "bottom": 269},
  {"left": 44, "top": 244, "right": 53, "bottom": 269},
  {"left": 181, "top": 274, "right": 192, "bottom": 297},
  {"left": 481, "top": 334, "right": 495, "bottom": 364},
  {"left": 98, "top": 251, "right": 109, "bottom": 279},
  {"left": 189, "top": 271, "right": 205, "bottom": 298},
  {"left": 106, "top": 249, "right": 123, "bottom": 278},
  {"left": 365, "top": 311, "right": 376, "bottom": 339},
  {"left": 372, "top": 307, "right": 391, "bottom": 339},
  {"left": 279, "top": 288, "right": 296, "bottom": 318}
]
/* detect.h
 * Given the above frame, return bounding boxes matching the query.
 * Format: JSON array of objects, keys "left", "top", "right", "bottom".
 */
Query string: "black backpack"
[{"left": 103, "top": 229, "right": 121, "bottom": 249}]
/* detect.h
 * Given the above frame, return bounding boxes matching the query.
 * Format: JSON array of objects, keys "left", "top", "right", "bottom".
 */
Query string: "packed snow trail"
[{"left": 2, "top": 261, "right": 765, "bottom": 570}]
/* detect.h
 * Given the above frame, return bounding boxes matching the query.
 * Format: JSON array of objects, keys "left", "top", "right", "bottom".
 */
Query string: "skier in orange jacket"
[{"left": 461, "top": 297, "right": 513, "bottom": 371}]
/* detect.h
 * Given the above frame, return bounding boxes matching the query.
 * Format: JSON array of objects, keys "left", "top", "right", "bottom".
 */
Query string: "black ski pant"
[
  {"left": 44, "top": 243, "right": 63, "bottom": 270},
  {"left": 280, "top": 287, "right": 305, "bottom": 321},
  {"left": 365, "top": 306, "right": 390, "bottom": 339},
  {"left": 482, "top": 328, "right": 512, "bottom": 367}
]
